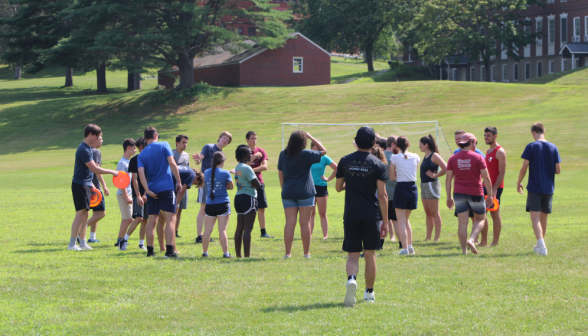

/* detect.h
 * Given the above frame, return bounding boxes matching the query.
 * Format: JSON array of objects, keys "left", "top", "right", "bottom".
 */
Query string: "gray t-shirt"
[
  {"left": 172, "top": 149, "right": 190, "bottom": 167},
  {"left": 91, "top": 148, "right": 102, "bottom": 190},
  {"left": 384, "top": 151, "right": 397, "bottom": 200},
  {"left": 277, "top": 149, "right": 322, "bottom": 199},
  {"left": 116, "top": 157, "right": 132, "bottom": 196}
]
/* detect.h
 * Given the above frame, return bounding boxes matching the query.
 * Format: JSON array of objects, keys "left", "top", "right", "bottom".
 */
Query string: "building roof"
[
  {"left": 560, "top": 43, "right": 588, "bottom": 54},
  {"left": 443, "top": 55, "right": 469, "bottom": 65}
]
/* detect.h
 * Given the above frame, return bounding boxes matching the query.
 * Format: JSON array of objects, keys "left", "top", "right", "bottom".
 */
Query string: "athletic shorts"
[
  {"left": 421, "top": 181, "right": 441, "bottom": 200},
  {"left": 147, "top": 190, "right": 176, "bottom": 216},
  {"left": 178, "top": 189, "right": 188, "bottom": 209},
  {"left": 314, "top": 185, "right": 329, "bottom": 198},
  {"left": 526, "top": 192, "right": 553, "bottom": 214},
  {"left": 72, "top": 182, "right": 91, "bottom": 212},
  {"left": 117, "top": 194, "right": 133, "bottom": 220},
  {"left": 234, "top": 194, "right": 258, "bottom": 215},
  {"left": 197, "top": 184, "right": 208, "bottom": 204},
  {"left": 388, "top": 200, "right": 397, "bottom": 221},
  {"left": 342, "top": 219, "right": 380, "bottom": 253},
  {"left": 282, "top": 196, "right": 315, "bottom": 209},
  {"left": 256, "top": 183, "right": 268, "bottom": 209},
  {"left": 483, "top": 187, "right": 503, "bottom": 204},
  {"left": 205, "top": 202, "right": 231, "bottom": 217},
  {"left": 132, "top": 195, "right": 146, "bottom": 219},
  {"left": 393, "top": 182, "right": 418, "bottom": 210},
  {"left": 454, "top": 193, "right": 486, "bottom": 216},
  {"left": 91, "top": 190, "right": 105, "bottom": 212}
]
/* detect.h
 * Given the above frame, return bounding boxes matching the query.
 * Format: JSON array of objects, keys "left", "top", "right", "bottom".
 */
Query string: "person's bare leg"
[
  {"left": 139, "top": 219, "right": 147, "bottom": 240},
  {"left": 346, "top": 252, "right": 360, "bottom": 277},
  {"left": 388, "top": 219, "right": 396, "bottom": 242},
  {"left": 175, "top": 208, "right": 182, "bottom": 233},
  {"left": 426, "top": 199, "right": 442, "bottom": 241},
  {"left": 146, "top": 214, "right": 158, "bottom": 247},
  {"left": 197, "top": 203, "right": 206, "bottom": 237},
  {"left": 540, "top": 212, "right": 548, "bottom": 238},
  {"left": 317, "top": 196, "right": 329, "bottom": 239},
  {"left": 283, "top": 207, "right": 298, "bottom": 256},
  {"left": 422, "top": 198, "right": 433, "bottom": 241},
  {"left": 363, "top": 250, "right": 377, "bottom": 289},
  {"left": 405, "top": 211, "right": 413, "bottom": 246},
  {"left": 309, "top": 203, "right": 316, "bottom": 236},
  {"left": 479, "top": 217, "right": 489, "bottom": 247},
  {"left": 467, "top": 213, "right": 485, "bottom": 254},
  {"left": 156, "top": 215, "right": 165, "bottom": 251},
  {"left": 490, "top": 209, "right": 502, "bottom": 246},
  {"left": 217, "top": 215, "right": 230, "bottom": 254},
  {"left": 530, "top": 211, "right": 544, "bottom": 240},
  {"left": 242, "top": 211, "right": 256, "bottom": 257},
  {"left": 126, "top": 216, "right": 143, "bottom": 236},
  {"left": 258, "top": 208, "right": 266, "bottom": 230},
  {"left": 118, "top": 219, "right": 133, "bottom": 239},
  {"left": 202, "top": 216, "right": 216, "bottom": 254},
  {"left": 72, "top": 210, "right": 89, "bottom": 239},
  {"left": 392, "top": 220, "right": 400, "bottom": 242},
  {"left": 299, "top": 206, "right": 313, "bottom": 256},
  {"left": 395, "top": 209, "right": 408, "bottom": 249},
  {"left": 161, "top": 211, "right": 175, "bottom": 247},
  {"left": 87, "top": 211, "right": 105, "bottom": 234},
  {"left": 457, "top": 211, "right": 469, "bottom": 254},
  {"left": 234, "top": 215, "right": 245, "bottom": 257}
]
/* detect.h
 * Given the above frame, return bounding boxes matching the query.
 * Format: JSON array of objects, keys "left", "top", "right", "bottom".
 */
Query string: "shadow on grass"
[{"left": 261, "top": 302, "right": 343, "bottom": 313}]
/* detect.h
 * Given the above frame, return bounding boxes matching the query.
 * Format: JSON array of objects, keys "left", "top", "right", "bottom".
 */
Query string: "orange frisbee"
[
  {"left": 113, "top": 171, "right": 130, "bottom": 189},
  {"left": 485, "top": 195, "right": 499, "bottom": 212},
  {"left": 90, "top": 187, "right": 102, "bottom": 208}
]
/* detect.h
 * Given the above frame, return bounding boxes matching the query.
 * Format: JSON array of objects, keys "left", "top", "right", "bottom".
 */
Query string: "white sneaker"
[
  {"left": 533, "top": 245, "right": 540, "bottom": 253},
  {"left": 408, "top": 246, "right": 415, "bottom": 255},
  {"left": 283, "top": 255, "right": 291, "bottom": 259},
  {"left": 398, "top": 249, "right": 409, "bottom": 255},
  {"left": 364, "top": 290, "right": 375, "bottom": 303},
  {"left": 344, "top": 279, "right": 357, "bottom": 307},
  {"left": 303, "top": 254, "right": 311, "bottom": 259},
  {"left": 535, "top": 247, "right": 548, "bottom": 256},
  {"left": 119, "top": 240, "right": 128, "bottom": 251},
  {"left": 67, "top": 245, "right": 82, "bottom": 251},
  {"left": 79, "top": 244, "right": 93, "bottom": 250}
]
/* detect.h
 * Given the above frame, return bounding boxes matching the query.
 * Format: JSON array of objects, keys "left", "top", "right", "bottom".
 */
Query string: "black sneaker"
[
  {"left": 146, "top": 252, "right": 155, "bottom": 257},
  {"left": 175, "top": 232, "right": 182, "bottom": 238},
  {"left": 114, "top": 240, "right": 121, "bottom": 247},
  {"left": 202, "top": 253, "right": 209, "bottom": 257},
  {"left": 260, "top": 233, "right": 274, "bottom": 238},
  {"left": 210, "top": 237, "right": 215, "bottom": 242},
  {"left": 195, "top": 236, "right": 203, "bottom": 244},
  {"left": 164, "top": 252, "right": 179, "bottom": 259},
  {"left": 223, "top": 254, "right": 235, "bottom": 258}
]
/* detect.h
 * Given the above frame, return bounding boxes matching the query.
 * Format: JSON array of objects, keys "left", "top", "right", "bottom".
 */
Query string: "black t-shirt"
[
  {"left": 336, "top": 151, "right": 388, "bottom": 220},
  {"left": 128, "top": 155, "right": 145, "bottom": 197}
]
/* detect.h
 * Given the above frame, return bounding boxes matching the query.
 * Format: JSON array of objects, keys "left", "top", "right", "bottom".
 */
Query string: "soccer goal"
[{"left": 282, "top": 121, "right": 453, "bottom": 162}]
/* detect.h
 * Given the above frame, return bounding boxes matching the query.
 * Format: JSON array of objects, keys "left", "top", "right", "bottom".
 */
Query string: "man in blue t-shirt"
[
  {"left": 191, "top": 131, "right": 232, "bottom": 243},
  {"left": 517, "top": 122, "right": 561, "bottom": 256},
  {"left": 138, "top": 127, "right": 182, "bottom": 258},
  {"left": 68, "top": 124, "right": 118, "bottom": 251},
  {"left": 453, "top": 130, "right": 485, "bottom": 158}
]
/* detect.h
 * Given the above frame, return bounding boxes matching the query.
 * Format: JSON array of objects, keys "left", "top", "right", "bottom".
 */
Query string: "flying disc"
[
  {"left": 90, "top": 187, "right": 102, "bottom": 208},
  {"left": 113, "top": 171, "right": 130, "bottom": 189},
  {"left": 485, "top": 195, "right": 499, "bottom": 212}
]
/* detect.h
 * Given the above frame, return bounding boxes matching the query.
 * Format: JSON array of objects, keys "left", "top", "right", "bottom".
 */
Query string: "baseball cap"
[
  {"left": 355, "top": 127, "right": 376, "bottom": 148},
  {"left": 458, "top": 133, "right": 477, "bottom": 144}
]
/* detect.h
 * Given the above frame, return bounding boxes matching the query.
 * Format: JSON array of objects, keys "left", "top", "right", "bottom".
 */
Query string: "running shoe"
[
  {"left": 87, "top": 239, "right": 100, "bottom": 243},
  {"left": 119, "top": 240, "right": 128, "bottom": 251},
  {"left": 79, "top": 244, "right": 93, "bottom": 251},
  {"left": 408, "top": 246, "right": 416, "bottom": 255},
  {"left": 344, "top": 279, "right": 357, "bottom": 308},
  {"left": 67, "top": 245, "right": 83, "bottom": 251},
  {"left": 303, "top": 254, "right": 311, "bottom": 259},
  {"left": 202, "top": 253, "right": 209, "bottom": 258},
  {"left": 195, "top": 236, "right": 203, "bottom": 244},
  {"left": 364, "top": 290, "right": 375, "bottom": 303},
  {"left": 175, "top": 232, "right": 181, "bottom": 238},
  {"left": 260, "top": 233, "right": 274, "bottom": 238},
  {"left": 398, "top": 249, "right": 409, "bottom": 256},
  {"left": 138, "top": 245, "right": 147, "bottom": 251},
  {"left": 164, "top": 252, "right": 179, "bottom": 259},
  {"left": 535, "top": 247, "right": 548, "bottom": 256},
  {"left": 223, "top": 254, "right": 235, "bottom": 258},
  {"left": 283, "top": 255, "right": 291, "bottom": 259},
  {"left": 114, "top": 240, "right": 121, "bottom": 247},
  {"left": 146, "top": 252, "right": 155, "bottom": 257}
]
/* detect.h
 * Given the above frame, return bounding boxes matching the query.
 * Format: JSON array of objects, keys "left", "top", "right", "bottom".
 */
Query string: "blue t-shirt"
[
  {"left": 521, "top": 140, "right": 561, "bottom": 194},
  {"left": 172, "top": 165, "right": 196, "bottom": 189},
  {"left": 277, "top": 149, "right": 322, "bottom": 199},
  {"left": 310, "top": 155, "right": 334, "bottom": 187},
  {"left": 138, "top": 141, "right": 174, "bottom": 194},
  {"left": 72, "top": 142, "right": 94, "bottom": 186},
  {"left": 204, "top": 167, "right": 232, "bottom": 205},
  {"left": 454, "top": 148, "right": 486, "bottom": 158},
  {"left": 201, "top": 144, "right": 222, "bottom": 172}
]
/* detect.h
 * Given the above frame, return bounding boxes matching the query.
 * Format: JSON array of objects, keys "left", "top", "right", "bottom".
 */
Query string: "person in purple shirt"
[{"left": 517, "top": 122, "right": 561, "bottom": 256}]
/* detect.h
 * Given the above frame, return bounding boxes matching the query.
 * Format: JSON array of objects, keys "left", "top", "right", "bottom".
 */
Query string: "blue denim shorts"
[{"left": 282, "top": 196, "right": 315, "bottom": 209}]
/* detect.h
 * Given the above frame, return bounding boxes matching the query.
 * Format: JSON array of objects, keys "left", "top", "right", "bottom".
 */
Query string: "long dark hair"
[
  {"left": 235, "top": 144, "right": 250, "bottom": 163},
  {"left": 371, "top": 145, "right": 388, "bottom": 165},
  {"left": 397, "top": 136, "right": 409, "bottom": 159},
  {"left": 285, "top": 131, "right": 307, "bottom": 158},
  {"left": 420, "top": 134, "right": 439, "bottom": 154},
  {"left": 209, "top": 152, "right": 226, "bottom": 201}
]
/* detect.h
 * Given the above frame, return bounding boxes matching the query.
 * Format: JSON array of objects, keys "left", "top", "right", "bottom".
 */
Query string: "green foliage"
[{"left": 146, "top": 82, "right": 217, "bottom": 105}]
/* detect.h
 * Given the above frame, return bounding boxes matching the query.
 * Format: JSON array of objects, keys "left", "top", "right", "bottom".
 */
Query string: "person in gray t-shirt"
[
  {"left": 173, "top": 134, "right": 190, "bottom": 238},
  {"left": 87, "top": 146, "right": 109, "bottom": 243}
]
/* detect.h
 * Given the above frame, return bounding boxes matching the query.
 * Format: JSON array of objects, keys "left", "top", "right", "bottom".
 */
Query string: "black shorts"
[
  {"left": 234, "top": 194, "right": 258, "bottom": 215},
  {"left": 91, "top": 190, "right": 105, "bottom": 212},
  {"left": 526, "top": 192, "right": 553, "bottom": 214},
  {"left": 256, "top": 183, "right": 268, "bottom": 209},
  {"left": 205, "top": 202, "right": 231, "bottom": 217},
  {"left": 388, "top": 200, "right": 397, "bottom": 221},
  {"left": 147, "top": 190, "right": 176, "bottom": 216},
  {"left": 314, "top": 185, "right": 329, "bottom": 198},
  {"left": 483, "top": 187, "right": 504, "bottom": 204},
  {"left": 342, "top": 219, "right": 380, "bottom": 253},
  {"left": 132, "top": 195, "right": 146, "bottom": 219},
  {"left": 393, "top": 182, "right": 418, "bottom": 210},
  {"left": 72, "top": 182, "right": 92, "bottom": 211}
]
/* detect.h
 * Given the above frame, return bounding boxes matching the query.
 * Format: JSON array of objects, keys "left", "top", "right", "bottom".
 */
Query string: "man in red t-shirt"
[
  {"left": 479, "top": 127, "right": 506, "bottom": 247},
  {"left": 446, "top": 133, "right": 493, "bottom": 255},
  {"left": 246, "top": 131, "right": 273, "bottom": 238}
]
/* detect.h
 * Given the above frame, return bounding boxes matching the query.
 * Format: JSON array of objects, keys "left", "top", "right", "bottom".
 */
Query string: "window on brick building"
[
  {"left": 513, "top": 64, "right": 519, "bottom": 81},
  {"left": 293, "top": 57, "right": 303, "bottom": 73},
  {"left": 537, "top": 62, "right": 542, "bottom": 77},
  {"left": 481, "top": 66, "right": 486, "bottom": 82},
  {"left": 548, "top": 18, "right": 555, "bottom": 44},
  {"left": 238, "top": 27, "right": 243, "bottom": 35},
  {"left": 561, "top": 17, "right": 568, "bottom": 43},
  {"left": 248, "top": 27, "right": 256, "bottom": 36}
]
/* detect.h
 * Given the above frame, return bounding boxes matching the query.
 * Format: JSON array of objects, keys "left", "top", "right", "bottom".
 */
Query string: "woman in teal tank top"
[{"left": 309, "top": 139, "right": 338, "bottom": 239}]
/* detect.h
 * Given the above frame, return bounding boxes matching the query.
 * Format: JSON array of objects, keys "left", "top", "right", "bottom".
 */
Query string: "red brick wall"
[
  {"left": 239, "top": 35, "right": 331, "bottom": 86},
  {"left": 158, "top": 64, "right": 241, "bottom": 88}
]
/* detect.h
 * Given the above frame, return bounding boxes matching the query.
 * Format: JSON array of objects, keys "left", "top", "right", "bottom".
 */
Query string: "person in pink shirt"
[{"left": 445, "top": 133, "right": 493, "bottom": 255}]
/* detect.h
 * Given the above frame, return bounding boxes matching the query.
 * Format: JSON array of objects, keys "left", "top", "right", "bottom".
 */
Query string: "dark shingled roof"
[{"left": 561, "top": 43, "right": 588, "bottom": 54}]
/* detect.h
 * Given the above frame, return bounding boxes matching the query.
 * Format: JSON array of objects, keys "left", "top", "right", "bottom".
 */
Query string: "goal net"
[{"left": 282, "top": 122, "right": 453, "bottom": 163}]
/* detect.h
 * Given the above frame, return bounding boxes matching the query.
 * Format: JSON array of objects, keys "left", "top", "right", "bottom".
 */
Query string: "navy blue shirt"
[
  {"left": 72, "top": 142, "right": 94, "bottom": 186},
  {"left": 201, "top": 144, "right": 222, "bottom": 172},
  {"left": 277, "top": 149, "right": 322, "bottom": 200},
  {"left": 138, "top": 141, "right": 174, "bottom": 194},
  {"left": 173, "top": 166, "right": 196, "bottom": 189},
  {"left": 521, "top": 140, "right": 561, "bottom": 194}
]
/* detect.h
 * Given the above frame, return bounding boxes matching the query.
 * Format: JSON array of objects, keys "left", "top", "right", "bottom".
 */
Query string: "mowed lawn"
[{"left": 1, "top": 64, "right": 588, "bottom": 334}]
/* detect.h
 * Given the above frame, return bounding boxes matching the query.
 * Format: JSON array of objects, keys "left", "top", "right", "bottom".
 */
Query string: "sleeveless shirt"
[
  {"left": 420, "top": 152, "right": 439, "bottom": 183},
  {"left": 485, "top": 145, "right": 504, "bottom": 188}
]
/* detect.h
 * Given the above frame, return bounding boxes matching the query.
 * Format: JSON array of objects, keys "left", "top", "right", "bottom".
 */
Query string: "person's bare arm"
[
  {"left": 278, "top": 170, "right": 284, "bottom": 189},
  {"left": 251, "top": 178, "right": 261, "bottom": 189},
  {"left": 377, "top": 180, "right": 389, "bottom": 236},
  {"left": 139, "top": 167, "right": 157, "bottom": 198},
  {"left": 85, "top": 160, "right": 117, "bottom": 176},
  {"left": 167, "top": 156, "right": 182, "bottom": 193},
  {"left": 192, "top": 153, "right": 205, "bottom": 165},
  {"left": 226, "top": 180, "right": 234, "bottom": 190},
  {"left": 306, "top": 133, "right": 327, "bottom": 155},
  {"left": 517, "top": 160, "right": 530, "bottom": 194},
  {"left": 388, "top": 162, "right": 397, "bottom": 181},
  {"left": 427, "top": 153, "right": 447, "bottom": 179},
  {"left": 248, "top": 153, "right": 263, "bottom": 165},
  {"left": 493, "top": 148, "right": 507, "bottom": 195},
  {"left": 335, "top": 177, "right": 345, "bottom": 192},
  {"left": 481, "top": 168, "right": 493, "bottom": 205},
  {"left": 555, "top": 162, "right": 561, "bottom": 174},
  {"left": 252, "top": 159, "right": 268, "bottom": 173},
  {"left": 445, "top": 170, "right": 454, "bottom": 209},
  {"left": 324, "top": 162, "right": 338, "bottom": 182},
  {"left": 176, "top": 185, "right": 189, "bottom": 206}
]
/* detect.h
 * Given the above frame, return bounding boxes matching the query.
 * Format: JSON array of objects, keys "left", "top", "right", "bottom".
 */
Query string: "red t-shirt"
[
  {"left": 250, "top": 147, "right": 268, "bottom": 184},
  {"left": 485, "top": 145, "right": 504, "bottom": 188},
  {"left": 447, "top": 150, "right": 487, "bottom": 196}
]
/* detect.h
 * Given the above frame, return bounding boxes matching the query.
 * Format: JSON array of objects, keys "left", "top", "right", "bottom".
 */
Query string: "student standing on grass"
[
  {"left": 202, "top": 152, "right": 234, "bottom": 258},
  {"left": 384, "top": 136, "right": 400, "bottom": 247},
  {"left": 479, "top": 127, "right": 506, "bottom": 247},
  {"left": 173, "top": 134, "right": 190, "bottom": 239},
  {"left": 517, "top": 122, "right": 561, "bottom": 256},
  {"left": 116, "top": 138, "right": 136, "bottom": 251},
  {"left": 138, "top": 127, "right": 182, "bottom": 258},
  {"left": 336, "top": 126, "right": 388, "bottom": 307},
  {"left": 126, "top": 137, "right": 148, "bottom": 250},
  {"left": 233, "top": 145, "right": 261, "bottom": 258},
  {"left": 389, "top": 136, "right": 420, "bottom": 255},
  {"left": 171, "top": 165, "right": 199, "bottom": 253},
  {"left": 419, "top": 135, "right": 447, "bottom": 242},
  {"left": 446, "top": 133, "right": 493, "bottom": 255},
  {"left": 193, "top": 131, "right": 232, "bottom": 244},
  {"left": 309, "top": 138, "right": 337, "bottom": 239},
  {"left": 246, "top": 131, "right": 273, "bottom": 238},
  {"left": 68, "top": 124, "right": 118, "bottom": 251},
  {"left": 86, "top": 136, "right": 109, "bottom": 243},
  {"left": 278, "top": 131, "right": 326, "bottom": 259}
]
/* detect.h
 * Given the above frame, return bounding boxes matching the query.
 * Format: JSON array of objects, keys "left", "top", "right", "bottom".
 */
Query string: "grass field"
[{"left": 1, "top": 62, "right": 588, "bottom": 334}]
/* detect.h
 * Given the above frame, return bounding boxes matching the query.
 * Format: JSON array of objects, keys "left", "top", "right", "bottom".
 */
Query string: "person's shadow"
[{"left": 261, "top": 302, "right": 343, "bottom": 313}]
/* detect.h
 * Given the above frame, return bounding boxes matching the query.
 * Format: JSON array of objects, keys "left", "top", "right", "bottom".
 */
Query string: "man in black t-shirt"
[
  {"left": 336, "top": 126, "right": 389, "bottom": 307},
  {"left": 125, "top": 137, "right": 148, "bottom": 250}
]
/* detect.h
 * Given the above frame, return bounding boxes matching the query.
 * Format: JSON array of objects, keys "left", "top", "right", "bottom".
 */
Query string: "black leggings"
[{"left": 234, "top": 211, "right": 257, "bottom": 257}]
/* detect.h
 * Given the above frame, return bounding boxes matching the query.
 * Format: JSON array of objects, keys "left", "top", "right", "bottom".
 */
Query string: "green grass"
[
  {"left": 523, "top": 66, "right": 588, "bottom": 85},
  {"left": 1, "top": 63, "right": 588, "bottom": 334}
]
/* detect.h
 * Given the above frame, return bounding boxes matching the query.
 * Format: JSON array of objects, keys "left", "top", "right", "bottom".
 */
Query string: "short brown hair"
[
  {"left": 531, "top": 122, "right": 545, "bottom": 134},
  {"left": 454, "top": 130, "right": 465, "bottom": 136},
  {"left": 123, "top": 138, "right": 135, "bottom": 151},
  {"left": 144, "top": 127, "right": 157, "bottom": 140},
  {"left": 84, "top": 124, "right": 102, "bottom": 138},
  {"left": 218, "top": 131, "right": 233, "bottom": 144},
  {"left": 484, "top": 126, "right": 497, "bottom": 135},
  {"left": 176, "top": 134, "right": 188, "bottom": 144},
  {"left": 135, "top": 137, "right": 147, "bottom": 149}
]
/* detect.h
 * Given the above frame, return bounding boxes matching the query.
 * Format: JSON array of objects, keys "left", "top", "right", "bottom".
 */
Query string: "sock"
[
  {"left": 147, "top": 246, "right": 154, "bottom": 254},
  {"left": 139, "top": 240, "right": 145, "bottom": 246},
  {"left": 366, "top": 288, "right": 374, "bottom": 293},
  {"left": 79, "top": 238, "right": 86, "bottom": 246},
  {"left": 348, "top": 275, "right": 356, "bottom": 281},
  {"left": 536, "top": 239, "right": 546, "bottom": 249},
  {"left": 223, "top": 252, "right": 230, "bottom": 257},
  {"left": 124, "top": 234, "right": 130, "bottom": 241},
  {"left": 176, "top": 231, "right": 178, "bottom": 235},
  {"left": 198, "top": 235, "right": 203, "bottom": 238},
  {"left": 69, "top": 238, "right": 77, "bottom": 248},
  {"left": 408, "top": 244, "right": 413, "bottom": 249},
  {"left": 166, "top": 245, "right": 174, "bottom": 254},
  {"left": 261, "top": 228, "right": 267, "bottom": 235},
  {"left": 399, "top": 241, "right": 403, "bottom": 249},
  {"left": 380, "top": 239, "right": 385, "bottom": 249},
  {"left": 90, "top": 232, "right": 96, "bottom": 240}
]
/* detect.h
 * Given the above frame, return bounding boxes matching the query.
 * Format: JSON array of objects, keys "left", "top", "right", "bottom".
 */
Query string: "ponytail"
[
  {"left": 419, "top": 134, "right": 439, "bottom": 154},
  {"left": 397, "top": 136, "right": 409, "bottom": 159},
  {"left": 209, "top": 152, "right": 226, "bottom": 201}
]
